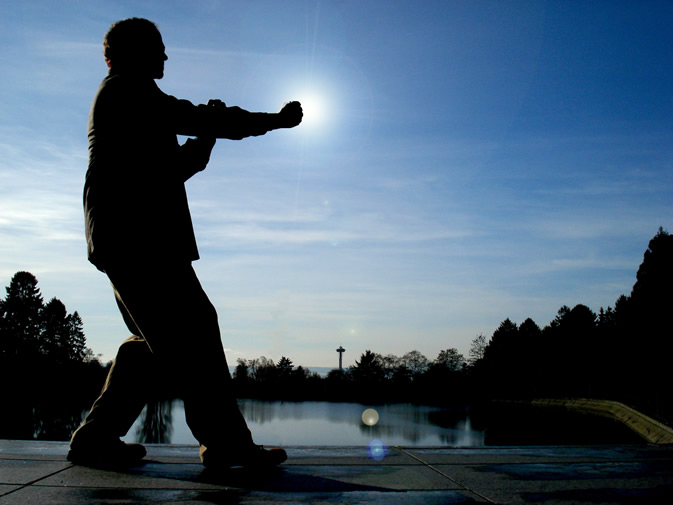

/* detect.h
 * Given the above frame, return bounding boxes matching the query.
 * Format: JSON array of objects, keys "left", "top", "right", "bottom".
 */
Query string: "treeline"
[
  {"left": 0, "top": 271, "right": 90, "bottom": 363},
  {"left": 232, "top": 228, "right": 673, "bottom": 425},
  {"left": 0, "top": 271, "right": 108, "bottom": 440},
  {"left": 2, "top": 228, "right": 670, "bottom": 439},
  {"left": 469, "top": 227, "right": 672, "bottom": 424},
  {"left": 232, "top": 349, "right": 469, "bottom": 404}
]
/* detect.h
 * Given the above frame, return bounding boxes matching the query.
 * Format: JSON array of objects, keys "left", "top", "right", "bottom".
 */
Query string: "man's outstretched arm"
[
  {"left": 204, "top": 99, "right": 303, "bottom": 139},
  {"left": 172, "top": 95, "right": 303, "bottom": 140}
]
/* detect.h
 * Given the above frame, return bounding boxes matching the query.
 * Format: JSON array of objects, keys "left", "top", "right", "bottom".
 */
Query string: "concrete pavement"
[{"left": 1, "top": 440, "right": 672, "bottom": 504}]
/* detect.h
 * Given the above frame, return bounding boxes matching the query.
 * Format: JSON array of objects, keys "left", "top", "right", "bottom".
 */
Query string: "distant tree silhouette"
[
  {"left": 401, "top": 350, "right": 429, "bottom": 378},
  {"left": 542, "top": 304, "right": 597, "bottom": 396},
  {"left": 42, "top": 298, "right": 71, "bottom": 362},
  {"left": 380, "top": 354, "right": 402, "bottom": 381},
  {"left": 0, "top": 271, "right": 43, "bottom": 359},
  {"left": 0, "top": 271, "right": 105, "bottom": 441},
  {"left": 0, "top": 272, "right": 90, "bottom": 364},
  {"left": 432, "top": 348, "right": 466, "bottom": 372},
  {"left": 631, "top": 227, "right": 672, "bottom": 307},
  {"left": 350, "top": 350, "right": 384, "bottom": 384},
  {"left": 480, "top": 318, "right": 519, "bottom": 397},
  {"left": 468, "top": 333, "right": 487, "bottom": 365},
  {"left": 67, "top": 311, "right": 87, "bottom": 362},
  {"left": 420, "top": 348, "right": 468, "bottom": 403},
  {"left": 466, "top": 228, "right": 673, "bottom": 424},
  {"left": 234, "top": 358, "right": 250, "bottom": 382},
  {"left": 67, "top": 228, "right": 668, "bottom": 424},
  {"left": 516, "top": 318, "right": 542, "bottom": 393},
  {"left": 276, "top": 356, "right": 294, "bottom": 377},
  {"left": 619, "top": 228, "right": 672, "bottom": 418},
  {"left": 247, "top": 356, "right": 275, "bottom": 382}
]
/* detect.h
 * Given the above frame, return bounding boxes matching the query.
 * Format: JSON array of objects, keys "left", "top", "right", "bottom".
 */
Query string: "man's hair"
[{"left": 103, "top": 17, "right": 160, "bottom": 67}]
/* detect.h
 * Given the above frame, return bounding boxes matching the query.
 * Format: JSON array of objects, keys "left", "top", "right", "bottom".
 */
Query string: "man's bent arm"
[{"left": 177, "top": 137, "right": 216, "bottom": 182}]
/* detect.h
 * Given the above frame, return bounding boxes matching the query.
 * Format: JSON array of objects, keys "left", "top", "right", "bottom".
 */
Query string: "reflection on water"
[
  {"left": 32, "top": 403, "right": 84, "bottom": 442},
  {"left": 0, "top": 400, "right": 86, "bottom": 441},
  {"left": 5, "top": 398, "right": 646, "bottom": 446},
  {"left": 135, "top": 399, "right": 173, "bottom": 443},
  {"left": 124, "top": 400, "right": 485, "bottom": 447}
]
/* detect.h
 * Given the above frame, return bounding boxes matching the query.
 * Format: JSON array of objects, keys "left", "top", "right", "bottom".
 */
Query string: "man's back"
[{"left": 84, "top": 72, "right": 201, "bottom": 270}]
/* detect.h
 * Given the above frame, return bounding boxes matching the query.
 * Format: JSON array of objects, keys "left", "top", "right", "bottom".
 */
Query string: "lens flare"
[
  {"left": 367, "top": 439, "right": 387, "bottom": 461},
  {"left": 361, "top": 408, "right": 379, "bottom": 426}
]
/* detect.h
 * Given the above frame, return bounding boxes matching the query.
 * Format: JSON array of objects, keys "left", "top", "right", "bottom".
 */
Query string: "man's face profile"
[
  {"left": 144, "top": 34, "right": 167, "bottom": 80},
  {"left": 105, "top": 19, "right": 168, "bottom": 80},
  {"left": 127, "top": 30, "right": 167, "bottom": 80}
]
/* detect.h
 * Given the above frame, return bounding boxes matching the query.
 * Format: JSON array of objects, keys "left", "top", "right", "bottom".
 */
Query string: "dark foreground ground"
[{"left": 1, "top": 440, "right": 672, "bottom": 504}]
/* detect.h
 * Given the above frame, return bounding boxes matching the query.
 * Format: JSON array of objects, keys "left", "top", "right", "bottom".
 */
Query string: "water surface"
[{"left": 123, "top": 399, "right": 483, "bottom": 447}]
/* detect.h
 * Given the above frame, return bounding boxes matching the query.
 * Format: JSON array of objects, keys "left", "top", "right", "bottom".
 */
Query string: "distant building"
[{"left": 336, "top": 346, "right": 345, "bottom": 370}]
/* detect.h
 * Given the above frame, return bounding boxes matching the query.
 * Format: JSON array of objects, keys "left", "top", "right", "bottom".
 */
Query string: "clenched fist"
[{"left": 278, "top": 101, "right": 303, "bottom": 128}]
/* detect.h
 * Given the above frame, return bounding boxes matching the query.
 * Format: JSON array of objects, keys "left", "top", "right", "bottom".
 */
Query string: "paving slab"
[
  {"left": 0, "top": 440, "right": 69, "bottom": 461},
  {"left": 403, "top": 445, "right": 673, "bottom": 505},
  {"left": 0, "top": 459, "right": 70, "bottom": 485},
  {"left": 282, "top": 445, "right": 423, "bottom": 465},
  {"left": 435, "top": 462, "right": 673, "bottom": 505},
  {"left": 0, "top": 486, "right": 21, "bottom": 499},
  {"left": 1, "top": 440, "right": 672, "bottom": 504},
  {"left": 404, "top": 445, "right": 666, "bottom": 464},
  {"left": 0, "top": 486, "right": 487, "bottom": 505}
]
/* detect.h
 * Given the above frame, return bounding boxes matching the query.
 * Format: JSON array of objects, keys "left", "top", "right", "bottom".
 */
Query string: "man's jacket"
[{"left": 84, "top": 72, "right": 273, "bottom": 270}]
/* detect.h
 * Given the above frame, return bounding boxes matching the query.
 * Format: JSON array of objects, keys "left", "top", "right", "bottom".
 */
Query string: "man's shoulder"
[
  {"left": 94, "top": 73, "right": 161, "bottom": 106},
  {"left": 99, "top": 72, "right": 159, "bottom": 92}
]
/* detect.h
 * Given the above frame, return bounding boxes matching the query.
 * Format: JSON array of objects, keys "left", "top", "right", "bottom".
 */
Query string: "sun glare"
[{"left": 296, "top": 91, "right": 327, "bottom": 129}]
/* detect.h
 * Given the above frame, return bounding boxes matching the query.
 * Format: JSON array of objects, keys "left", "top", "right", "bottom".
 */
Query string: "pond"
[
  {"left": 122, "top": 400, "right": 484, "bottom": 447},
  {"left": 121, "top": 399, "right": 645, "bottom": 447},
  {"left": 1, "top": 397, "right": 644, "bottom": 446}
]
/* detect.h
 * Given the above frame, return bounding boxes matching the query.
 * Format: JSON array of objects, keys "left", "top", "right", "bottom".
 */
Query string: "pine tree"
[
  {"left": 67, "top": 311, "right": 87, "bottom": 362},
  {"left": 42, "top": 298, "right": 70, "bottom": 361},
  {"left": 0, "top": 271, "right": 44, "bottom": 359}
]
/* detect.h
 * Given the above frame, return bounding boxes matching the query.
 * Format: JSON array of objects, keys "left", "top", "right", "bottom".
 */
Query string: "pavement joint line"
[
  {"left": 396, "top": 447, "right": 499, "bottom": 504},
  {"left": 0, "top": 462, "right": 74, "bottom": 498}
]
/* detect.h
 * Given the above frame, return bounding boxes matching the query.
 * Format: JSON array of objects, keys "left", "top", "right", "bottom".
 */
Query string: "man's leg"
[
  {"left": 69, "top": 327, "right": 153, "bottom": 465},
  {"left": 72, "top": 335, "right": 153, "bottom": 442},
  {"left": 104, "top": 262, "right": 255, "bottom": 452}
]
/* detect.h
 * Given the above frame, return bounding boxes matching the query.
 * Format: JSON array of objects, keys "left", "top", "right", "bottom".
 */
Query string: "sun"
[
  {"left": 297, "top": 91, "right": 327, "bottom": 128},
  {"left": 276, "top": 77, "right": 335, "bottom": 137}
]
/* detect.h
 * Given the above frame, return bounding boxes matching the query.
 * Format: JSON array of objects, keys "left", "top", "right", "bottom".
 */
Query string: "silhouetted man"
[{"left": 69, "top": 17, "right": 302, "bottom": 468}]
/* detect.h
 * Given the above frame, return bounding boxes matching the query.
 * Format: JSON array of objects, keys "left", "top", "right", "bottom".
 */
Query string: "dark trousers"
[{"left": 72, "top": 262, "right": 252, "bottom": 450}]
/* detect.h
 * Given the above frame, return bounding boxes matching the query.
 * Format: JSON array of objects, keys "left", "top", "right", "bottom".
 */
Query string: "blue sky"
[{"left": 1, "top": 1, "right": 671, "bottom": 368}]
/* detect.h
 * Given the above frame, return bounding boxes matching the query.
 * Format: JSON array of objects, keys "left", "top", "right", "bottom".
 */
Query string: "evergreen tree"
[
  {"left": 516, "top": 318, "right": 542, "bottom": 394},
  {"left": 624, "top": 228, "right": 672, "bottom": 418},
  {"left": 41, "top": 297, "right": 70, "bottom": 361},
  {"left": 67, "top": 311, "right": 87, "bottom": 362},
  {"left": 0, "top": 271, "right": 44, "bottom": 359},
  {"left": 541, "top": 305, "right": 597, "bottom": 396},
  {"left": 277, "top": 356, "right": 294, "bottom": 376},
  {"left": 631, "top": 227, "right": 672, "bottom": 309},
  {"left": 481, "top": 318, "right": 520, "bottom": 397},
  {"left": 0, "top": 272, "right": 88, "bottom": 364},
  {"left": 350, "top": 350, "right": 384, "bottom": 383}
]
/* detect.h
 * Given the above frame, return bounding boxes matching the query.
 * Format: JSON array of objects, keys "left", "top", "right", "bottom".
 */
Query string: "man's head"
[{"left": 103, "top": 18, "right": 167, "bottom": 79}]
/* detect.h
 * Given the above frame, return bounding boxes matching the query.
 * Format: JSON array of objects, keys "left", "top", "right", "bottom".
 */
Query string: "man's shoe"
[
  {"left": 67, "top": 438, "right": 146, "bottom": 468},
  {"left": 200, "top": 444, "right": 287, "bottom": 469}
]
